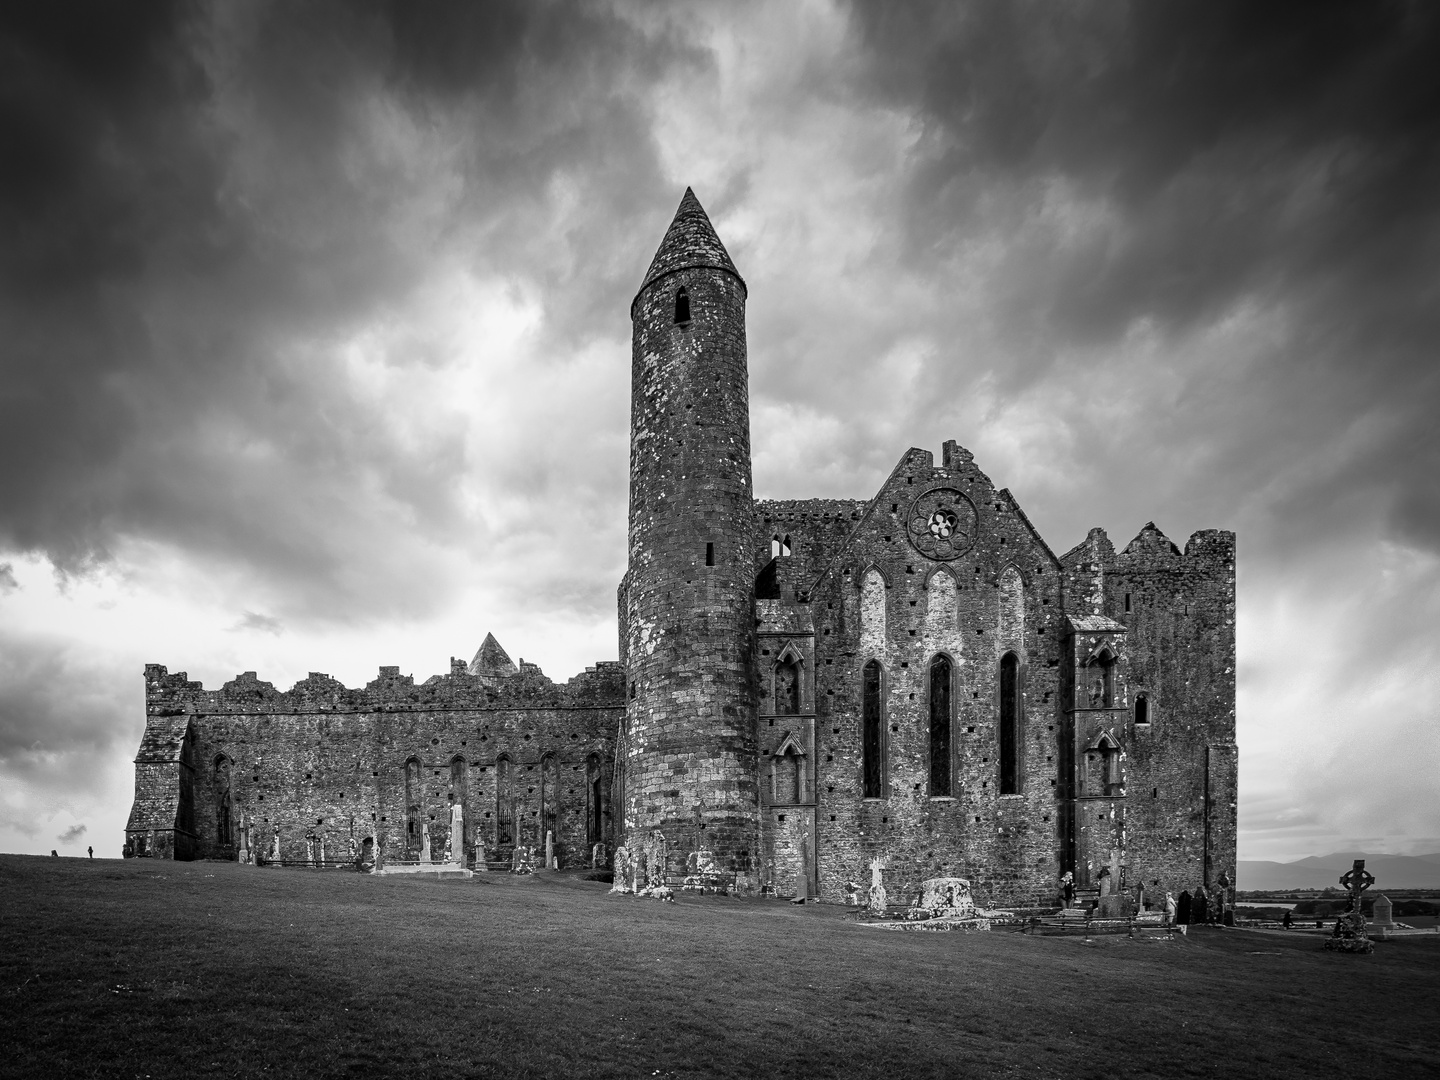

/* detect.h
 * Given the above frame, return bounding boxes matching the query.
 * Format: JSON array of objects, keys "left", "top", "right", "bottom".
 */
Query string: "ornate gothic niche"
[
  {"left": 1084, "top": 731, "right": 1124, "bottom": 798},
  {"left": 906, "top": 487, "right": 978, "bottom": 561},
  {"left": 1083, "top": 642, "right": 1121, "bottom": 708},
  {"left": 771, "top": 731, "right": 807, "bottom": 805},
  {"left": 772, "top": 641, "right": 806, "bottom": 715}
]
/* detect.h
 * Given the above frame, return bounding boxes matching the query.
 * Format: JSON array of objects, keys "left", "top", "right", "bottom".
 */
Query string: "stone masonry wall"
[
  {"left": 1059, "top": 522, "right": 1237, "bottom": 901},
  {"left": 136, "top": 661, "right": 622, "bottom": 866},
  {"left": 800, "top": 443, "right": 1068, "bottom": 908}
]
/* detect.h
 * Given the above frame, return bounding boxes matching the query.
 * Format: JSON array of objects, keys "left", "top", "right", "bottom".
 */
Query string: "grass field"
[{"left": 2, "top": 855, "right": 1437, "bottom": 1079}]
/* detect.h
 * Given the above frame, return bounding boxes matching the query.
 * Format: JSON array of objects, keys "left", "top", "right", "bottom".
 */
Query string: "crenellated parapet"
[{"left": 142, "top": 659, "right": 624, "bottom": 716}]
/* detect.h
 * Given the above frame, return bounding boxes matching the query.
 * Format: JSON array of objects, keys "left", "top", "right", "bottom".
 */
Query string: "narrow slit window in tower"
[
  {"left": 705, "top": 542, "right": 715, "bottom": 566},
  {"left": 674, "top": 286, "right": 690, "bottom": 324},
  {"left": 999, "top": 652, "right": 1019, "bottom": 794},
  {"left": 863, "top": 660, "right": 884, "bottom": 798}
]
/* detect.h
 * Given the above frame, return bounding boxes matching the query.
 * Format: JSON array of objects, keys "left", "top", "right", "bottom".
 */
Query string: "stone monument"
[
  {"left": 1370, "top": 894, "right": 1396, "bottom": 941},
  {"left": 450, "top": 801, "right": 465, "bottom": 866},
  {"left": 1324, "top": 859, "right": 1376, "bottom": 954},
  {"left": 269, "top": 827, "right": 281, "bottom": 865},
  {"left": 610, "top": 845, "right": 632, "bottom": 894},
  {"left": 420, "top": 822, "right": 432, "bottom": 864},
  {"left": 867, "top": 858, "right": 888, "bottom": 915}
]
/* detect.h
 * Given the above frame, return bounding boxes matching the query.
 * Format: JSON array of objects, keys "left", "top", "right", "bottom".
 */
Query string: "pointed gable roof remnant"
[
  {"left": 1121, "top": 520, "right": 1182, "bottom": 556},
  {"left": 469, "top": 633, "right": 519, "bottom": 678},
  {"left": 637, "top": 187, "right": 744, "bottom": 300}
]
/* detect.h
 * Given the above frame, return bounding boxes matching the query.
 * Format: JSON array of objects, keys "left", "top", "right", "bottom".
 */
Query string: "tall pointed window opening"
[
  {"left": 863, "top": 660, "right": 885, "bottom": 798},
  {"left": 214, "top": 756, "right": 233, "bottom": 848},
  {"left": 929, "top": 656, "right": 952, "bottom": 797},
  {"left": 999, "top": 652, "right": 1020, "bottom": 794},
  {"left": 1135, "top": 693, "right": 1150, "bottom": 726},
  {"left": 449, "top": 755, "right": 467, "bottom": 856},
  {"left": 495, "top": 755, "right": 514, "bottom": 851},
  {"left": 404, "top": 757, "right": 422, "bottom": 851},
  {"left": 540, "top": 753, "right": 560, "bottom": 857},
  {"left": 586, "top": 754, "right": 604, "bottom": 849}
]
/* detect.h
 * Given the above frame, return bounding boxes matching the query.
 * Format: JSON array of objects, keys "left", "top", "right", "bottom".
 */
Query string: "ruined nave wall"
[{"left": 132, "top": 661, "right": 623, "bottom": 867}]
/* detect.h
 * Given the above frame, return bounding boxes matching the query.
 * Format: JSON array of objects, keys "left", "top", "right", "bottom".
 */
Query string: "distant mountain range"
[{"left": 1238, "top": 852, "right": 1440, "bottom": 891}]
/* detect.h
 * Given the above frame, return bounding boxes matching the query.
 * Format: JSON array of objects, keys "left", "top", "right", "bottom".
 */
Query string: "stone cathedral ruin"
[{"left": 127, "top": 190, "right": 1237, "bottom": 908}]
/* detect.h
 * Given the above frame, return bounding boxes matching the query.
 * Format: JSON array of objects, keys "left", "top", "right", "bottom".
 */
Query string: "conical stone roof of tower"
[
  {"left": 468, "top": 633, "right": 518, "bottom": 678},
  {"left": 639, "top": 187, "right": 743, "bottom": 294}
]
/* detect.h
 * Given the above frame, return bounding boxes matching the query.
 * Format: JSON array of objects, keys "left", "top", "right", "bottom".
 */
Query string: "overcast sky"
[{"left": 3, "top": 1, "right": 1437, "bottom": 863}]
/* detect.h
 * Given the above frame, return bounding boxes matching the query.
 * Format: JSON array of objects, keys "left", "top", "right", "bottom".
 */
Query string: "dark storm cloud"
[
  {"left": 0, "top": 627, "right": 135, "bottom": 764},
  {"left": 0, "top": 1, "right": 695, "bottom": 617},
  {"left": 844, "top": 0, "right": 1440, "bottom": 555}
]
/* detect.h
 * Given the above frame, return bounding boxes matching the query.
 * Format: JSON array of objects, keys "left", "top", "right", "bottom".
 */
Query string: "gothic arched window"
[
  {"left": 1135, "top": 693, "right": 1150, "bottom": 726},
  {"left": 585, "top": 753, "right": 604, "bottom": 849},
  {"left": 862, "top": 660, "right": 885, "bottom": 798},
  {"left": 404, "top": 757, "right": 422, "bottom": 850},
  {"left": 495, "top": 755, "right": 514, "bottom": 849},
  {"left": 929, "top": 655, "right": 952, "bottom": 797},
  {"left": 999, "top": 652, "right": 1020, "bottom": 794},
  {"left": 213, "top": 756, "right": 233, "bottom": 848},
  {"left": 540, "top": 753, "right": 560, "bottom": 856}
]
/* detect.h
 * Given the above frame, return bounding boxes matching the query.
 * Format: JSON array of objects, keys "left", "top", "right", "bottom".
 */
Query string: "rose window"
[{"left": 906, "top": 487, "right": 978, "bottom": 561}]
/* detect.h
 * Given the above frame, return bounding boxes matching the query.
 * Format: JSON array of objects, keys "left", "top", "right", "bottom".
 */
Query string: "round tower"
[{"left": 621, "top": 188, "right": 759, "bottom": 881}]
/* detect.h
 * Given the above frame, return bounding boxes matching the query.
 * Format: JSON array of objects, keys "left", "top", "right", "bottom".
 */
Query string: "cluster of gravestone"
[{"left": 609, "top": 832, "right": 678, "bottom": 900}]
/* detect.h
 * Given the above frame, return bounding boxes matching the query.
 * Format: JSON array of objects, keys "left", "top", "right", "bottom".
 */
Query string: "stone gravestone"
[
  {"left": 592, "top": 842, "right": 603, "bottom": 869},
  {"left": 1324, "top": 859, "right": 1376, "bottom": 954},
  {"left": 270, "top": 828, "right": 281, "bottom": 865},
  {"left": 1192, "top": 886, "right": 1209, "bottom": 924},
  {"left": 610, "top": 845, "right": 631, "bottom": 894},
  {"left": 867, "top": 858, "right": 888, "bottom": 915},
  {"left": 450, "top": 801, "right": 465, "bottom": 866},
  {"left": 236, "top": 813, "right": 250, "bottom": 865},
  {"left": 545, "top": 829, "right": 555, "bottom": 871},
  {"left": 420, "top": 822, "right": 432, "bottom": 864},
  {"left": 1370, "top": 894, "right": 1396, "bottom": 941}
]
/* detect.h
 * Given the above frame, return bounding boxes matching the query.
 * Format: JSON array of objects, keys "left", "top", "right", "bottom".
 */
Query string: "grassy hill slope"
[{"left": 2, "top": 856, "right": 1437, "bottom": 1079}]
